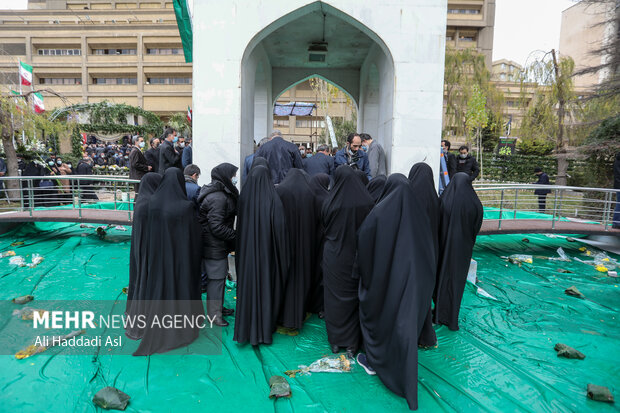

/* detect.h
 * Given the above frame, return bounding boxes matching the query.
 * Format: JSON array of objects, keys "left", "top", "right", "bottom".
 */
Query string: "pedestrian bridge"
[{"left": 0, "top": 177, "right": 618, "bottom": 236}]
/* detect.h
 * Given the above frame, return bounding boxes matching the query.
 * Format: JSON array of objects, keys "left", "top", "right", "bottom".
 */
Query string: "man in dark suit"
[
  {"left": 255, "top": 130, "right": 304, "bottom": 184},
  {"left": 144, "top": 137, "right": 160, "bottom": 171},
  {"left": 129, "top": 136, "right": 152, "bottom": 193},
  {"left": 158, "top": 127, "right": 181, "bottom": 174},
  {"left": 441, "top": 139, "right": 457, "bottom": 178},
  {"left": 533, "top": 167, "right": 551, "bottom": 213},
  {"left": 304, "top": 144, "right": 334, "bottom": 178}
]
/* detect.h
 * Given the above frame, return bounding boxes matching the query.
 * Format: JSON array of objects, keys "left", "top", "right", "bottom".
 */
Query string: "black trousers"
[
  {"left": 538, "top": 195, "right": 547, "bottom": 213},
  {"left": 201, "top": 258, "right": 227, "bottom": 319}
]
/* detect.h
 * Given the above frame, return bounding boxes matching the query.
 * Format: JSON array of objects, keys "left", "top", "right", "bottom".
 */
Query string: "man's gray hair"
[
  {"left": 258, "top": 137, "right": 270, "bottom": 147},
  {"left": 132, "top": 135, "right": 141, "bottom": 144},
  {"left": 317, "top": 144, "right": 329, "bottom": 153},
  {"left": 269, "top": 129, "right": 282, "bottom": 139}
]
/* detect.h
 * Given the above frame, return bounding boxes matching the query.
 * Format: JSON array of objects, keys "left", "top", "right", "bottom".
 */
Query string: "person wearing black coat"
[
  {"left": 129, "top": 136, "right": 152, "bottom": 193},
  {"left": 197, "top": 163, "right": 239, "bottom": 326},
  {"left": 255, "top": 132, "right": 304, "bottom": 184},
  {"left": 304, "top": 144, "right": 335, "bottom": 178},
  {"left": 533, "top": 167, "right": 551, "bottom": 213},
  {"left": 307, "top": 173, "right": 330, "bottom": 315},
  {"left": 158, "top": 128, "right": 181, "bottom": 174},
  {"left": 144, "top": 137, "right": 161, "bottom": 171},
  {"left": 441, "top": 140, "right": 457, "bottom": 178},
  {"left": 75, "top": 155, "right": 98, "bottom": 201},
  {"left": 456, "top": 146, "right": 480, "bottom": 181}
]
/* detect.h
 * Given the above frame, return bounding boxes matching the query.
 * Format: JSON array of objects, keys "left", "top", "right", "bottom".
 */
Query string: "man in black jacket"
[
  {"left": 533, "top": 167, "right": 551, "bottom": 212},
  {"left": 197, "top": 163, "right": 239, "bottom": 326},
  {"left": 304, "top": 144, "right": 334, "bottom": 178},
  {"left": 144, "top": 137, "right": 160, "bottom": 171},
  {"left": 456, "top": 146, "right": 480, "bottom": 181},
  {"left": 255, "top": 130, "right": 304, "bottom": 184},
  {"left": 129, "top": 136, "right": 152, "bottom": 193},
  {"left": 441, "top": 139, "right": 457, "bottom": 178},
  {"left": 158, "top": 127, "right": 181, "bottom": 174}
]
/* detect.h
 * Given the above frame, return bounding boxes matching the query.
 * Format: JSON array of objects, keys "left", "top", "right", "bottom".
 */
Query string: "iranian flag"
[
  {"left": 187, "top": 106, "right": 192, "bottom": 124},
  {"left": 19, "top": 61, "right": 33, "bottom": 86},
  {"left": 32, "top": 92, "right": 44, "bottom": 113}
]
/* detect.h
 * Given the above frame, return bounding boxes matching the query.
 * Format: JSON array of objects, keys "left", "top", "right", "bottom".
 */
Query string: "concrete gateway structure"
[{"left": 193, "top": 0, "right": 448, "bottom": 182}]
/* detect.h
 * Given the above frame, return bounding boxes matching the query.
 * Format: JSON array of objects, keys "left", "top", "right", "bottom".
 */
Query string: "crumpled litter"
[
  {"left": 12, "top": 295, "right": 34, "bottom": 304},
  {"left": 284, "top": 355, "right": 353, "bottom": 378},
  {"left": 122, "top": 286, "right": 128, "bottom": 295},
  {"left": 548, "top": 247, "right": 571, "bottom": 262},
  {"left": 466, "top": 260, "right": 496, "bottom": 300},
  {"left": 565, "top": 286, "right": 584, "bottom": 298},
  {"left": 557, "top": 268, "right": 573, "bottom": 274},
  {"left": 574, "top": 251, "right": 618, "bottom": 272},
  {"left": 92, "top": 386, "right": 131, "bottom": 410},
  {"left": 587, "top": 384, "right": 614, "bottom": 403},
  {"left": 12, "top": 307, "right": 47, "bottom": 320},
  {"left": 0, "top": 250, "right": 16, "bottom": 258},
  {"left": 9, "top": 254, "right": 44, "bottom": 268},
  {"left": 608, "top": 271, "right": 618, "bottom": 278},
  {"left": 10, "top": 241, "right": 24, "bottom": 246},
  {"left": 15, "top": 330, "right": 85, "bottom": 359},
  {"left": 506, "top": 255, "right": 533, "bottom": 265},
  {"left": 80, "top": 224, "right": 95, "bottom": 228},
  {"left": 268, "top": 376, "right": 291, "bottom": 399},
  {"left": 276, "top": 326, "right": 299, "bottom": 336},
  {"left": 554, "top": 343, "right": 585, "bottom": 360},
  {"left": 96, "top": 227, "right": 107, "bottom": 239},
  {"left": 114, "top": 225, "right": 127, "bottom": 231}
]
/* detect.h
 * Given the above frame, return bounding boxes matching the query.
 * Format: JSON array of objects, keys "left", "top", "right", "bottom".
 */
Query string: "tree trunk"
[
  {"left": 552, "top": 49, "right": 568, "bottom": 186},
  {"left": 0, "top": 106, "right": 20, "bottom": 201}
]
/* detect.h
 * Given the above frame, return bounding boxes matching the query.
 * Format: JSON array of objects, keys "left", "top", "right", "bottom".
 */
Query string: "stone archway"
[{"left": 193, "top": 1, "right": 447, "bottom": 184}]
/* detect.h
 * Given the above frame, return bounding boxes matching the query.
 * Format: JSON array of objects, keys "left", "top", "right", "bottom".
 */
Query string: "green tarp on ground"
[{"left": 0, "top": 221, "right": 618, "bottom": 412}]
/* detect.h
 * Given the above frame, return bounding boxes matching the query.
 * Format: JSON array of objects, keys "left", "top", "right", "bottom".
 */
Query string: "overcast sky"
[{"left": 1, "top": 0, "right": 578, "bottom": 67}]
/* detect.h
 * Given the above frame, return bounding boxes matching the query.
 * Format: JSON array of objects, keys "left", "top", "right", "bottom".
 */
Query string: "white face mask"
[
  {"left": 178, "top": 142, "right": 185, "bottom": 148},
  {"left": 460, "top": 153, "right": 467, "bottom": 159},
  {"left": 231, "top": 176, "right": 238, "bottom": 185},
  {"left": 139, "top": 141, "right": 145, "bottom": 148}
]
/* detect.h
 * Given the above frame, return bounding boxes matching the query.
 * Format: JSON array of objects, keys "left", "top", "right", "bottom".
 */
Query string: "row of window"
[
  {"left": 34, "top": 77, "right": 191, "bottom": 85},
  {"left": 35, "top": 48, "right": 182, "bottom": 56},
  {"left": 93, "top": 48, "right": 137, "bottom": 55},
  {"left": 37, "top": 49, "right": 81, "bottom": 56},
  {"left": 448, "top": 8, "right": 481, "bottom": 14}
]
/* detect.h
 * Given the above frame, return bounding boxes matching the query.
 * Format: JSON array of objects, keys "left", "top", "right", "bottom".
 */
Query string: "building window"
[
  {"left": 92, "top": 77, "right": 137, "bottom": 85},
  {"left": 92, "top": 48, "right": 136, "bottom": 55},
  {"left": 448, "top": 8, "right": 480, "bottom": 14},
  {"left": 146, "top": 77, "right": 192, "bottom": 84},
  {"left": 274, "top": 118, "right": 289, "bottom": 127},
  {"left": 37, "top": 48, "right": 81, "bottom": 56},
  {"left": 295, "top": 119, "right": 326, "bottom": 128},
  {"left": 145, "top": 48, "right": 183, "bottom": 55},
  {"left": 39, "top": 77, "right": 81, "bottom": 85},
  {"left": 500, "top": 74, "right": 506, "bottom": 81},
  {"left": 459, "top": 35, "right": 476, "bottom": 42}
]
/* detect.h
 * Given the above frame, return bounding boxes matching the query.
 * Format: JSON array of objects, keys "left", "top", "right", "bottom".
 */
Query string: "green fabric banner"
[{"left": 173, "top": 0, "right": 193, "bottom": 63}]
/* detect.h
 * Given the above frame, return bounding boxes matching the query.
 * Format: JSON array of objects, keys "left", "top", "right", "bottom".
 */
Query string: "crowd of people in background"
[{"left": 125, "top": 126, "right": 485, "bottom": 411}]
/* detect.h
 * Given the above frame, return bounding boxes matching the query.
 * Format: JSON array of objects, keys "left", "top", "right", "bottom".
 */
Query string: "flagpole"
[{"left": 18, "top": 60, "right": 25, "bottom": 144}]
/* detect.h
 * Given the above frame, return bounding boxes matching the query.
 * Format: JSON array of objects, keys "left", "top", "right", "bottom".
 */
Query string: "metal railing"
[
  {"left": 474, "top": 184, "right": 619, "bottom": 231},
  {"left": 0, "top": 175, "right": 139, "bottom": 221}
]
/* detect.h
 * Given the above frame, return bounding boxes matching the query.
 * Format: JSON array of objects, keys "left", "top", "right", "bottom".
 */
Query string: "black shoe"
[
  {"left": 331, "top": 344, "right": 340, "bottom": 354},
  {"left": 213, "top": 317, "right": 229, "bottom": 327},
  {"left": 356, "top": 353, "right": 376, "bottom": 375},
  {"left": 222, "top": 307, "right": 234, "bottom": 316}
]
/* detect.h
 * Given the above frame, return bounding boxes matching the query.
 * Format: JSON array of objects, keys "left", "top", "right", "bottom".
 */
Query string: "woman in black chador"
[
  {"left": 433, "top": 172, "right": 483, "bottom": 330},
  {"left": 366, "top": 174, "right": 387, "bottom": 203},
  {"left": 233, "top": 165, "right": 289, "bottom": 345},
  {"left": 321, "top": 165, "right": 374, "bottom": 358},
  {"left": 306, "top": 173, "right": 330, "bottom": 315},
  {"left": 357, "top": 173, "right": 437, "bottom": 410},
  {"left": 275, "top": 168, "right": 317, "bottom": 330},
  {"left": 133, "top": 168, "right": 203, "bottom": 356},
  {"left": 126, "top": 172, "right": 162, "bottom": 340},
  {"left": 408, "top": 163, "right": 440, "bottom": 347}
]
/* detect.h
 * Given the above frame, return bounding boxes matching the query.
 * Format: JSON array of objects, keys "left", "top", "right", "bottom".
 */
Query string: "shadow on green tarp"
[{"left": 0, "top": 222, "right": 618, "bottom": 412}]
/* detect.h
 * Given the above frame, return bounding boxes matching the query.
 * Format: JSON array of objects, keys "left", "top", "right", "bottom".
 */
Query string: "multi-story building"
[
  {"left": 560, "top": 0, "right": 616, "bottom": 93},
  {"left": 491, "top": 59, "right": 522, "bottom": 82},
  {"left": 445, "top": 0, "right": 496, "bottom": 67},
  {"left": 0, "top": 0, "right": 190, "bottom": 120}
]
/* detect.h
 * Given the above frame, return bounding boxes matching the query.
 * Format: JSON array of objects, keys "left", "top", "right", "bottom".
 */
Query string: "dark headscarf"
[
  {"left": 251, "top": 156, "right": 270, "bottom": 171},
  {"left": 211, "top": 162, "right": 239, "bottom": 199},
  {"left": 434, "top": 172, "right": 483, "bottom": 330},
  {"left": 355, "top": 169, "right": 369, "bottom": 186},
  {"left": 366, "top": 174, "right": 386, "bottom": 203},
  {"left": 357, "top": 173, "right": 436, "bottom": 410}
]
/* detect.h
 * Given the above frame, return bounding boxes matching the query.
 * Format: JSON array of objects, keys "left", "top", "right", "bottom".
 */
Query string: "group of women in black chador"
[{"left": 126, "top": 158, "right": 482, "bottom": 411}]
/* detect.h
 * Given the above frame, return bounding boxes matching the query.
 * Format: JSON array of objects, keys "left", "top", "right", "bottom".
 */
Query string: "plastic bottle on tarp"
[{"left": 467, "top": 259, "right": 477, "bottom": 284}]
